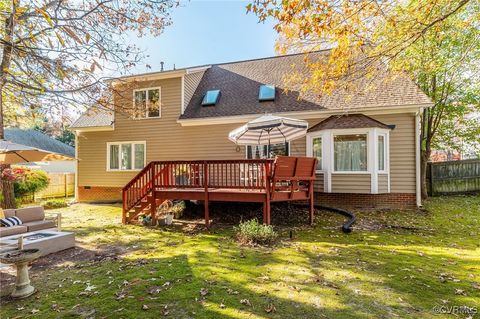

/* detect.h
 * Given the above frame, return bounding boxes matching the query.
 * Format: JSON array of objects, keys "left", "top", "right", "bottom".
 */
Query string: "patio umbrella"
[
  {"left": 0, "top": 140, "right": 73, "bottom": 164},
  {"left": 228, "top": 114, "right": 308, "bottom": 146}
]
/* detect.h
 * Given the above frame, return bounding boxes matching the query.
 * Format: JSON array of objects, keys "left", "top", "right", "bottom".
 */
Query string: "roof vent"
[
  {"left": 259, "top": 85, "right": 275, "bottom": 101},
  {"left": 202, "top": 90, "right": 221, "bottom": 106}
]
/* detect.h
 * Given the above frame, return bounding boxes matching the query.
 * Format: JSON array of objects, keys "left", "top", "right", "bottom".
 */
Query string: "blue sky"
[{"left": 130, "top": 0, "right": 278, "bottom": 74}]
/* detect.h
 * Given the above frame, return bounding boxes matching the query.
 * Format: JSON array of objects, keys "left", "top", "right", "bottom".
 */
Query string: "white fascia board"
[
  {"left": 177, "top": 103, "right": 433, "bottom": 126},
  {"left": 74, "top": 126, "right": 114, "bottom": 133},
  {"left": 109, "top": 69, "right": 186, "bottom": 85}
]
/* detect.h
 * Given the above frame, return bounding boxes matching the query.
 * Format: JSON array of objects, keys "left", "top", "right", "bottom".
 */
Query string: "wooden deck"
[{"left": 122, "top": 157, "right": 317, "bottom": 226}]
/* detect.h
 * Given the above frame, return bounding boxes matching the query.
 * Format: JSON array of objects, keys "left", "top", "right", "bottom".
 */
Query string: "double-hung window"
[
  {"left": 108, "top": 142, "right": 145, "bottom": 171},
  {"left": 133, "top": 88, "right": 160, "bottom": 118}
]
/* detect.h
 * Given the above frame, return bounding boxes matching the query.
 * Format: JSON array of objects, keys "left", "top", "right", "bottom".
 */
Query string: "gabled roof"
[
  {"left": 71, "top": 51, "right": 433, "bottom": 128},
  {"left": 4, "top": 128, "right": 75, "bottom": 157},
  {"left": 70, "top": 108, "right": 114, "bottom": 129},
  {"left": 308, "top": 114, "right": 392, "bottom": 132},
  {"left": 180, "top": 51, "right": 432, "bottom": 120}
]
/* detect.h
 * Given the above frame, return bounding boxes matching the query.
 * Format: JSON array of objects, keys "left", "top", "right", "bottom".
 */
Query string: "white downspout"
[
  {"left": 74, "top": 131, "right": 79, "bottom": 202},
  {"left": 415, "top": 110, "right": 422, "bottom": 207}
]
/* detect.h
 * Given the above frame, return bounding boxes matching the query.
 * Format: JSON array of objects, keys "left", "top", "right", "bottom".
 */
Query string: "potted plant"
[{"left": 156, "top": 200, "right": 174, "bottom": 226}]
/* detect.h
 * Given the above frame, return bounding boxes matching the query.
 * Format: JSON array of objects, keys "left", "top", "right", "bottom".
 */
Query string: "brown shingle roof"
[
  {"left": 308, "top": 114, "right": 392, "bottom": 132},
  {"left": 180, "top": 51, "right": 432, "bottom": 120}
]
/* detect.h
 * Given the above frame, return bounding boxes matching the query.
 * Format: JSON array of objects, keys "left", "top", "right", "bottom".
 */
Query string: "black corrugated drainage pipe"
[{"left": 293, "top": 204, "right": 356, "bottom": 233}]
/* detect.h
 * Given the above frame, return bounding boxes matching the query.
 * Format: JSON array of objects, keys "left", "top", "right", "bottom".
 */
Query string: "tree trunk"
[
  {"left": 420, "top": 150, "right": 431, "bottom": 200},
  {"left": 0, "top": 4, "right": 17, "bottom": 209}
]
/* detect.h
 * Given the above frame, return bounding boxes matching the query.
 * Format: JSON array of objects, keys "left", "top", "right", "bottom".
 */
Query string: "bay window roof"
[{"left": 308, "top": 114, "right": 393, "bottom": 132}]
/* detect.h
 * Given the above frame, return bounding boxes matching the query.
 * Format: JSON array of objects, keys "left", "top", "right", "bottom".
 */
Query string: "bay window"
[
  {"left": 108, "top": 141, "right": 146, "bottom": 171},
  {"left": 306, "top": 126, "right": 391, "bottom": 193},
  {"left": 133, "top": 87, "right": 160, "bottom": 118},
  {"left": 334, "top": 134, "right": 367, "bottom": 172}
]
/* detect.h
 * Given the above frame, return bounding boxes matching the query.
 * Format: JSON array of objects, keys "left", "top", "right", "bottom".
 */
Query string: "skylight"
[
  {"left": 259, "top": 85, "right": 275, "bottom": 101},
  {"left": 202, "top": 90, "right": 221, "bottom": 106}
]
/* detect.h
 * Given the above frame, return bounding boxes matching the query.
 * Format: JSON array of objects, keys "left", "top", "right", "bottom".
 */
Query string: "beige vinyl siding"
[
  {"left": 314, "top": 173, "right": 324, "bottom": 192},
  {"left": 378, "top": 174, "right": 389, "bottom": 193},
  {"left": 184, "top": 71, "right": 206, "bottom": 110},
  {"left": 373, "top": 114, "right": 415, "bottom": 193},
  {"left": 78, "top": 77, "right": 246, "bottom": 187},
  {"left": 78, "top": 76, "right": 417, "bottom": 194},
  {"left": 331, "top": 174, "right": 371, "bottom": 193}
]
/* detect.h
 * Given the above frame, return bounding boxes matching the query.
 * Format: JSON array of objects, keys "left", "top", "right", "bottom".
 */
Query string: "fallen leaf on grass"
[
  {"left": 148, "top": 286, "right": 162, "bottom": 295},
  {"left": 31, "top": 308, "right": 40, "bottom": 314},
  {"left": 226, "top": 288, "right": 239, "bottom": 295},
  {"left": 85, "top": 284, "right": 96, "bottom": 291},
  {"left": 200, "top": 288, "right": 209, "bottom": 296},
  {"left": 240, "top": 299, "right": 251, "bottom": 306},
  {"left": 142, "top": 304, "right": 149, "bottom": 310},
  {"left": 455, "top": 289, "right": 467, "bottom": 296},
  {"left": 265, "top": 302, "right": 276, "bottom": 313}
]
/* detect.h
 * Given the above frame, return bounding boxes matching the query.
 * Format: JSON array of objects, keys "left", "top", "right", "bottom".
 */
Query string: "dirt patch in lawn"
[{"left": 0, "top": 244, "right": 129, "bottom": 297}]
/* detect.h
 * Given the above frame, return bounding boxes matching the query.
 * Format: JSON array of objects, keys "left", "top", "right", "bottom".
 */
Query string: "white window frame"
[
  {"left": 331, "top": 128, "right": 371, "bottom": 174},
  {"left": 245, "top": 142, "right": 291, "bottom": 159},
  {"left": 377, "top": 133, "right": 388, "bottom": 174},
  {"left": 132, "top": 87, "right": 161, "bottom": 119},
  {"left": 306, "top": 127, "right": 390, "bottom": 193},
  {"left": 107, "top": 141, "right": 146, "bottom": 172},
  {"left": 306, "top": 133, "right": 324, "bottom": 173}
]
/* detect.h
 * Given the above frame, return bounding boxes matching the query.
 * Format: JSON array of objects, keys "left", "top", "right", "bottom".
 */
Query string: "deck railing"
[{"left": 122, "top": 159, "right": 273, "bottom": 218}]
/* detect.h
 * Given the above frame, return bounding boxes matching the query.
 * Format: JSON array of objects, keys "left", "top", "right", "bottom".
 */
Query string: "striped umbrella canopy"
[
  {"left": 0, "top": 140, "right": 73, "bottom": 164},
  {"left": 228, "top": 114, "right": 308, "bottom": 145}
]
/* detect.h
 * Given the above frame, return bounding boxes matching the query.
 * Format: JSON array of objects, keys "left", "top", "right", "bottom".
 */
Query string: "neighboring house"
[
  {"left": 430, "top": 150, "right": 462, "bottom": 162},
  {"left": 5, "top": 128, "right": 75, "bottom": 173},
  {"left": 71, "top": 51, "right": 433, "bottom": 209}
]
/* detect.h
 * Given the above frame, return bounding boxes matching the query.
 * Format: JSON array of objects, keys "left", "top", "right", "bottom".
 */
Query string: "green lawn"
[{"left": 1, "top": 196, "right": 479, "bottom": 318}]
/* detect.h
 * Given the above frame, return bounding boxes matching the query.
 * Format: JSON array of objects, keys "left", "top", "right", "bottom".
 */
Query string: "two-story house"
[{"left": 71, "top": 51, "right": 432, "bottom": 210}]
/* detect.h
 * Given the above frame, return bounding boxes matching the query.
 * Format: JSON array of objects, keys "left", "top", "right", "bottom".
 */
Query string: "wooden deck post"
[
  {"left": 309, "top": 158, "right": 317, "bottom": 225},
  {"left": 309, "top": 189, "right": 314, "bottom": 225},
  {"left": 150, "top": 192, "right": 157, "bottom": 226},
  {"left": 264, "top": 160, "right": 271, "bottom": 225},
  {"left": 122, "top": 189, "right": 127, "bottom": 224},
  {"left": 204, "top": 162, "right": 210, "bottom": 228}
]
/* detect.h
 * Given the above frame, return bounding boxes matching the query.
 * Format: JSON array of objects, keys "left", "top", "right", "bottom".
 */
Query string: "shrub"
[
  {"left": 234, "top": 219, "right": 278, "bottom": 246},
  {"left": 13, "top": 168, "right": 49, "bottom": 197},
  {"left": 42, "top": 198, "right": 68, "bottom": 210}
]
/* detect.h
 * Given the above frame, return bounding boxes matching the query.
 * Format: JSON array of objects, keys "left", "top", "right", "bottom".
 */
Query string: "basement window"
[
  {"left": 259, "top": 85, "right": 275, "bottom": 101},
  {"left": 202, "top": 90, "right": 221, "bottom": 106}
]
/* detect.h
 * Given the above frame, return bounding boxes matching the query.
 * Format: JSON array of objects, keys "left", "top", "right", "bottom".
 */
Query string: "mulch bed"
[{"left": 181, "top": 201, "right": 314, "bottom": 225}]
